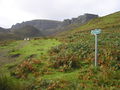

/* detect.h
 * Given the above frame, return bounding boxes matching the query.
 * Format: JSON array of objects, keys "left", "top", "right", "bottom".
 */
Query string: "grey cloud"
[
  {"left": 16, "top": 0, "right": 119, "bottom": 19},
  {"left": 0, "top": 0, "right": 119, "bottom": 28}
]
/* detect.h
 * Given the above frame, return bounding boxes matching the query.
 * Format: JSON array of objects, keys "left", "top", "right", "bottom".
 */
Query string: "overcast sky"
[{"left": 0, "top": 0, "right": 119, "bottom": 28}]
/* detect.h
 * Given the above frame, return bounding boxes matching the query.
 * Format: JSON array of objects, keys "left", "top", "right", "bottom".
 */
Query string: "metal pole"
[{"left": 95, "top": 34, "right": 98, "bottom": 66}]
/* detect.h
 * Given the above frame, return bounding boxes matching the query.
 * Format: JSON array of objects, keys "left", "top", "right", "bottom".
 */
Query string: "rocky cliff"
[{"left": 62, "top": 14, "right": 98, "bottom": 26}]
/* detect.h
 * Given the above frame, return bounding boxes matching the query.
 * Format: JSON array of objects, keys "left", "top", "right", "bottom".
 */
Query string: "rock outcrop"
[{"left": 62, "top": 14, "right": 98, "bottom": 26}]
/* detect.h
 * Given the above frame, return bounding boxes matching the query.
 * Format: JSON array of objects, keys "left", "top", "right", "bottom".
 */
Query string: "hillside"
[
  {"left": 0, "top": 11, "right": 120, "bottom": 90},
  {"left": 0, "top": 26, "right": 43, "bottom": 40},
  {"left": 0, "top": 27, "right": 9, "bottom": 33},
  {"left": 0, "top": 14, "right": 98, "bottom": 40},
  {"left": 12, "top": 25, "right": 43, "bottom": 39}
]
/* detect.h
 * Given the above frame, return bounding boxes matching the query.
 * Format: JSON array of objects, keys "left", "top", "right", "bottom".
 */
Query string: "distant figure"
[
  {"left": 24, "top": 37, "right": 30, "bottom": 41},
  {"left": 27, "top": 38, "right": 30, "bottom": 41},
  {"left": 24, "top": 38, "right": 27, "bottom": 41}
]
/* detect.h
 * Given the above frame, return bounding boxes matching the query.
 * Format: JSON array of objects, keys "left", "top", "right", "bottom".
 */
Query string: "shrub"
[
  {"left": 11, "top": 59, "right": 41, "bottom": 79},
  {"left": 30, "top": 79, "right": 70, "bottom": 90},
  {"left": 49, "top": 42, "right": 92, "bottom": 71},
  {"left": 78, "top": 66, "right": 120, "bottom": 89},
  {"left": 49, "top": 53, "right": 81, "bottom": 72}
]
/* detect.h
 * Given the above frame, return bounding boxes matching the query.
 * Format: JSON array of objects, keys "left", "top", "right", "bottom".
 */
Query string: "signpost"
[{"left": 91, "top": 29, "right": 101, "bottom": 67}]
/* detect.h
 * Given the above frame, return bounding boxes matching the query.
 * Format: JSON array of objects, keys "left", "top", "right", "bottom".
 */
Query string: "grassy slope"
[
  {"left": 43, "top": 11, "right": 120, "bottom": 89},
  {"left": 0, "top": 11, "right": 120, "bottom": 90},
  {"left": 0, "top": 39, "right": 60, "bottom": 72},
  {"left": 0, "top": 38, "right": 61, "bottom": 89},
  {"left": 9, "top": 39, "right": 61, "bottom": 59}
]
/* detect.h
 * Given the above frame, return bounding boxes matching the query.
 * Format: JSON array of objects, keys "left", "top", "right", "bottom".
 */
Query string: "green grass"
[
  {"left": 22, "top": 39, "right": 61, "bottom": 58},
  {"left": 42, "top": 70, "right": 79, "bottom": 81},
  {"left": 9, "top": 39, "right": 61, "bottom": 60},
  {"left": 0, "top": 39, "right": 61, "bottom": 78},
  {"left": 0, "top": 74, "right": 27, "bottom": 90},
  {"left": 7, "top": 39, "right": 60, "bottom": 63},
  {"left": 0, "top": 40, "right": 20, "bottom": 49}
]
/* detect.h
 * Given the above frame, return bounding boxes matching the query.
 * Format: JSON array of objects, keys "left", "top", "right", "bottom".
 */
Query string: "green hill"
[
  {"left": 0, "top": 11, "right": 120, "bottom": 90},
  {"left": 0, "top": 26, "right": 43, "bottom": 40}
]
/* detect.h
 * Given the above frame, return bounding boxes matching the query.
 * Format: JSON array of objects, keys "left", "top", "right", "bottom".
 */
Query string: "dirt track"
[{"left": 0, "top": 41, "right": 29, "bottom": 67}]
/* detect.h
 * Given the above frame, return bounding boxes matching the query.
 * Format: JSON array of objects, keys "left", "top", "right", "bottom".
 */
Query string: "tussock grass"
[{"left": 0, "top": 74, "right": 27, "bottom": 90}]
